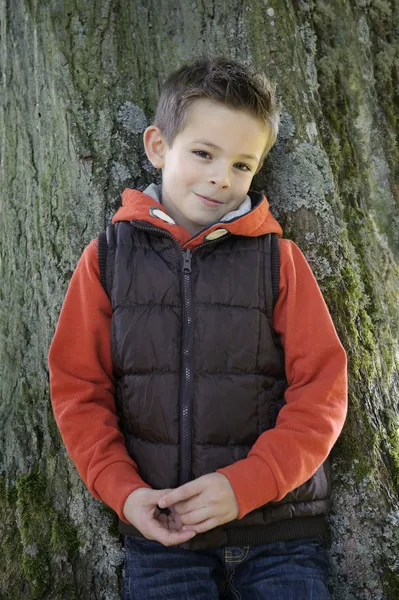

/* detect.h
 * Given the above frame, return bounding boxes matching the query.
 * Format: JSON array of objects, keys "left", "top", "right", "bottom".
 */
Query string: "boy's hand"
[
  {"left": 123, "top": 488, "right": 196, "bottom": 546},
  {"left": 157, "top": 473, "right": 239, "bottom": 534}
]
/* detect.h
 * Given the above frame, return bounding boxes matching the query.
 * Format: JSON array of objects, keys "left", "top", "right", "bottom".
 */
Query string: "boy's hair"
[{"left": 154, "top": 56, "right": 281, "bottom": 160}]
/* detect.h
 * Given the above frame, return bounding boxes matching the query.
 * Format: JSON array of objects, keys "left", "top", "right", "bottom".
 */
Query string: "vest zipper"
[
  {"left": 181, "top": 248, "right": 193, "bottom": 484},
  {"left": 130, "top": 220, "right": 231, "bottom": 486},
  {"left": 180, "top": 240, "right": 232, "bottom": 485}
]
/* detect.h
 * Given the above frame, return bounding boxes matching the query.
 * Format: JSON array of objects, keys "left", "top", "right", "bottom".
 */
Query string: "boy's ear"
[{"left": 143, "top": 126, "right": 168, "bottom": 168}]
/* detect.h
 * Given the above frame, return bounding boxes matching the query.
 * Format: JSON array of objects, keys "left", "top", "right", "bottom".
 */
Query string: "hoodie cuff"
[
  {"left": 93, "top": 462, "right": 151, "bottom": 523},
  {"left": 217, "top": 456, "right": 279, "bottom": 519}
]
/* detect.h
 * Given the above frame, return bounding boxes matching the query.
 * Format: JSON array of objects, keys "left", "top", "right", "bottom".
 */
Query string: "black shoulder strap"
[
  {"left": 98, "top": 231, "right": 108, "bottom": 295},
  {"left": 270, "top": 233, "right": 280, "bottom": 310},
  {"left": 262, "top": 233, "right": 280, "bottom": 321},
  {"left": 97, "top": 224, "right": 115, "bottom": 297}
]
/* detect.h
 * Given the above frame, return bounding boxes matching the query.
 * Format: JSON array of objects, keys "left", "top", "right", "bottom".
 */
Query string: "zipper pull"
[{"left": 182, "top": 248, "right": 192, "bottom": 273}]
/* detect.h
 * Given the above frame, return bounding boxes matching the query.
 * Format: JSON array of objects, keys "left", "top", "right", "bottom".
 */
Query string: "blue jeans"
[{"left": 123, "top": 536, "right": 330, "bottom": 599}]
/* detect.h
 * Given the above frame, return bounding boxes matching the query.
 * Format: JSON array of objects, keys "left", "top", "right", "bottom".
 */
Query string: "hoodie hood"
[{"left": 112, "top": 186, "right": 282, "bottom": 250}]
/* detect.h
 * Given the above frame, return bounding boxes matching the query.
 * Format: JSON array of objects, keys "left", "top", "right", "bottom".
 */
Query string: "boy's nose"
[{"left": 209, "top": 168, "right": 231, "bottom": 188}]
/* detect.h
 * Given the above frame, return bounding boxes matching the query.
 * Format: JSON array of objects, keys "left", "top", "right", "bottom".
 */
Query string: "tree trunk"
[{"left": 0, "top": 0, "right": 398, "bottom": 598}]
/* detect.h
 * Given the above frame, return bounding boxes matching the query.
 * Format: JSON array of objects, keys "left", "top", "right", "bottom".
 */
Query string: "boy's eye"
[
  {"left": 193, "top": 150, "right": 211, "bottom": 159},
  {"left": 235, "top": 163, "right": 251, "bottom": 172},
  {"left": 192, "top": 151, "right": 251, "bottom": 173}
]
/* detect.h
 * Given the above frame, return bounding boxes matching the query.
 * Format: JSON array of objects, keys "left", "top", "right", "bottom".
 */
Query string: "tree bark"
[{"left": 0, "top": 0, "right": 398, "bottom": 598}]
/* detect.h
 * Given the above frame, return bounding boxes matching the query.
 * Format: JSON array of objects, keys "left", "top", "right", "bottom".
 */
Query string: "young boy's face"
[{"left": 144, "top": 98, "right": 271, "bottom": 235}]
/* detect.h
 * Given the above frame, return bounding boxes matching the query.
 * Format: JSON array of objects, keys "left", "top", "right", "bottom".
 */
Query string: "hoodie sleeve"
[
  {"left": 48, "top": 239, "right": 150, "bottom": 521},
  {"left": 218, "top": 239, "right": 348, "bottom": 518}
]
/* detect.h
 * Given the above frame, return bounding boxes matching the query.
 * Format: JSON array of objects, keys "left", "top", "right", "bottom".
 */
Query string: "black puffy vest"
[{"left": 103, "top": 215, "right": 331, "bottom": 550}]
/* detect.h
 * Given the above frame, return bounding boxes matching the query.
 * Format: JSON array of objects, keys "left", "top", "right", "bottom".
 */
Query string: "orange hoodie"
[{"left": 48, "top": 188, "right": 347, "bottom": 523}]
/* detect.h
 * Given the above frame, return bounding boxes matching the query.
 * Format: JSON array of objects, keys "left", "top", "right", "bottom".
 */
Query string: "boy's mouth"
[{"left": 195, "top": 193, "right": 224, "bottom": 207}]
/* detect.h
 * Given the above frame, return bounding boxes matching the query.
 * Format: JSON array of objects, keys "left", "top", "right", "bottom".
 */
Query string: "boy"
[{"left": 49, "top": 57, "right": 347, "bottom": 599}]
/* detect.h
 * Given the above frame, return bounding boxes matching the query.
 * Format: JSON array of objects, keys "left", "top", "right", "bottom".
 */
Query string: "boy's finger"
[
  {"left": 158, "top": 481, "right": 201, "bottom": 508},
  {"left": 155, "top": 488, "right": 173, "bottom": 503},
  {"left": 149, "top": 520, "right": 196, "bottom": 546},
  {"left": 180, "top": 507, "right": 210, "bottom": 526},
  {"left": 157, "top": 513, "right": 169, "bottom": 528},
  {"left": 182, "top": 518, "right": 216, "bottom": 535},
  {"left": 172, "top": 497, "right": 206, "bottom": 515},
  {"left": 155, "top": 488, "right": 173, "bottom": 512}
]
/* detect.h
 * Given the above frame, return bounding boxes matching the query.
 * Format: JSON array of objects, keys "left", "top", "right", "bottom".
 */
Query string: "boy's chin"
[
  {"left": 190, "top": 216, "right": 221, "bottom": 230},
  {"left": 190, "top": 207, "right": 225, "bottom": 223},
  {"left": 184, "top": 216, "right": 218, "bottom": 236}
]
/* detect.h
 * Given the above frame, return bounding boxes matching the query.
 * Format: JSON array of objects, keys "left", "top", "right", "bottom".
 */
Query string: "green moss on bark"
[
  {"left": 382, "top": 569, "right": 399, "bottom": 598},
  {"left": 15, "top": 467, "right": 80, "bottom": 598},
  {"left": 0, "top": 478, "right": 25, "bottom": 599}
]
